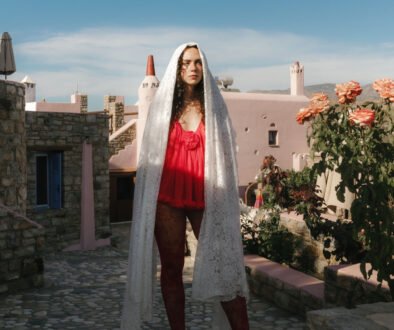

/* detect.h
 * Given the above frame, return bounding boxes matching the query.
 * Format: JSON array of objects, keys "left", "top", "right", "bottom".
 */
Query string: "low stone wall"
[
  {"left": 0, "top": 212, "right": 45, "bottom": 294},
  {"left": 325, "top": 264, "right": 392, "bottom": 308},
  {"left": 244, "top": 212, "right": 392, "bottom": 314},
  {"left": 244, "top": 254, "right": 325, "bottom": 317}
]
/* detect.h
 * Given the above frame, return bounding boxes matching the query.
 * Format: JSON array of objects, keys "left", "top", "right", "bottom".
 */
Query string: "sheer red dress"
[{"left": 158, "top": 120, "right": 205, "bottom": 210}]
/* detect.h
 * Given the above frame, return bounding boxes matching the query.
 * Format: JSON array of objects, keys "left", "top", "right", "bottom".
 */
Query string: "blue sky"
[{"left": 2, "top": 0, "right": 394, "bottom": 110}]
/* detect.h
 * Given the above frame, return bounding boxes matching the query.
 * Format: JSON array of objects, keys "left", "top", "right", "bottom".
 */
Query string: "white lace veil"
[{"left": 121, "top": 42, "right": 249, "bottom": 330}]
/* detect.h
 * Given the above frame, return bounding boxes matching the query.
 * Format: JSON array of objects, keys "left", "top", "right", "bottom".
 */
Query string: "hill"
[{"left": 248, "top": 83, "right": 380, "bottom": 103}]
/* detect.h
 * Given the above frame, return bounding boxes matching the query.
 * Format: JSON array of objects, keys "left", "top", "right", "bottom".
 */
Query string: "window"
[
  {"left": 268, "top": 130, "right": 278, "bottom": 146},
  {"left": 36, "top": 152, "right": 63, "bottom": 208}
]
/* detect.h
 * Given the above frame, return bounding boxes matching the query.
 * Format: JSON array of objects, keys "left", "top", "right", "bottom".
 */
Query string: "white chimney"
[
  {"left": 290, "top": 61, "right": 304, "bottom": 96},
  {"left": 21, "top": 75, "right": 36, "bottom": 102}
]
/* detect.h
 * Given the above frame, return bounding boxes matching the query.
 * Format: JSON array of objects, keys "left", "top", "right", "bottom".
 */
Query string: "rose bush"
[{"left": 297, "top": 79, "right": 394, "bottom": 298}]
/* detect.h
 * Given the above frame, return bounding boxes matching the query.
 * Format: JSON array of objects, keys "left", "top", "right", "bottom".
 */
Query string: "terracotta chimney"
[
  {"left": 146, "top": 55, "right": 155, "bottom": 76},
  {"left": 138, "top": 54, "right": 160, "bottom": 163}
]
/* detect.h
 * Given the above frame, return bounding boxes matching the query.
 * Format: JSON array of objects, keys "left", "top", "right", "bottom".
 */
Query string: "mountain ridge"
[{"left": 248, "top": 83, "right": 380, "bottom": 102}]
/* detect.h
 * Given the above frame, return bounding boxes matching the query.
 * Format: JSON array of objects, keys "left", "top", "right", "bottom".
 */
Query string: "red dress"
[{"left": 158, "top": 120, "right": 205, "bottom": 209}]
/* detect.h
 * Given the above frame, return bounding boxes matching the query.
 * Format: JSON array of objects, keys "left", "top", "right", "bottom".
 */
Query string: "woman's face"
[{"left": 180, "top": 47, "right": 203, "bottom": 87}]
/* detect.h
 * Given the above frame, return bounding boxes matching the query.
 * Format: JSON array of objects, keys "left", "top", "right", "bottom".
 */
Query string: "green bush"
[{"left": 241, "top": 158, "right": 366, "bottom": 276}]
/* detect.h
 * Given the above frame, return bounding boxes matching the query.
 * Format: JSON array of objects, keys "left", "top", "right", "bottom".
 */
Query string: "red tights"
[{"left": 155, "top": 202, "right": 249, "bottom": 330}]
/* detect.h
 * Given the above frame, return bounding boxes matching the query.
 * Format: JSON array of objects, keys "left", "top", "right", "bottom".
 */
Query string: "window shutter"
[
  {"left": 49, "top": 152, "right": 62, "bottom": 209},
  {"left": 36, "top": 154, "right": 48, "bottom": 205}
]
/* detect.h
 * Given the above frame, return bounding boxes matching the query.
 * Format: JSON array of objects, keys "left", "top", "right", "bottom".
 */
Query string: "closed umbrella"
[{"left": 0, "top": 32, "right": 16, "bottom": 79}]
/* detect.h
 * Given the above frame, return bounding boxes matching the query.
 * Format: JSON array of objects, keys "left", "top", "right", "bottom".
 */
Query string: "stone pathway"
[{"left": 0, "top": 246, "right": 308, "bottom": 329}]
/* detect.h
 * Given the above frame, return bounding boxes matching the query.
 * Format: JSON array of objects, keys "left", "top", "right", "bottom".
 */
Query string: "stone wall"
[
  {"left": 245, "top": 254, "right": 325, "bottom": 317},
  {"left": 104, "top": 96, "right": 136, "bottom": 156},
  {"left": 0, "top": 213, "right": 45, "bottom": 294},
  {"left": 80, "top": 95, "right": 88, "bottom": 113},
  {"left": 0, "top": 80, "right": 27, "bottom": 213},
  {"left": 0, "top": 79, "right": 44, "bottom": 293},
  {"left": 114, "top": 103, "right": 124, "bottom": 131},
  {"left": 109, "top": 124, "right": 136, "bottom": 156},
  {"left": 25, "top": 112, "right": 110, "bottom": 250},
  {"left": 104, "top": 96, "right": 125, "bottom": 135},
  {"left": 324, "top": 264, "right": 392, "bottom": 308}
]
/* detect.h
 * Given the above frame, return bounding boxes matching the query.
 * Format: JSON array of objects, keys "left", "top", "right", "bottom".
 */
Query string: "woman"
[{"left": 121, "top": 43, "right": 249, "bottom": 330}]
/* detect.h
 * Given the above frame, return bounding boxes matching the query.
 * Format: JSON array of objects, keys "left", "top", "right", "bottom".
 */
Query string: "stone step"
[{"left": 244, "top": 254, "right": 325, "bottom": 317}]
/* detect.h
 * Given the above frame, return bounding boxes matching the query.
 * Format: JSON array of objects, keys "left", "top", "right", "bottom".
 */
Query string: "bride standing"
[{"left": 121, "top": 43, "right": 249, "bottom": 330}]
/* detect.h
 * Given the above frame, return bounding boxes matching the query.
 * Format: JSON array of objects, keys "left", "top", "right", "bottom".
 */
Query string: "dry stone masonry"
[
  {"left": 109, "top": 123, "right": 136, "bottom": 156},
  {"left": 0, "top": 80, "right": 26, "bottom": 213},
  {"left": 1, "top": 78, "right": 111, "bottom": 294},
  {"left": 26, "top": 111, "right": 110, "bottom": 250},
  {"left": 0, "top": 80, "right": 44, "bottom": 294}
]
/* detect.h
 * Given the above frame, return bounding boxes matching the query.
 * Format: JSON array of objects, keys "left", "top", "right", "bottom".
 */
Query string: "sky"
[{"left": 2, "top": 0, "right": 394, "bottom": 110}]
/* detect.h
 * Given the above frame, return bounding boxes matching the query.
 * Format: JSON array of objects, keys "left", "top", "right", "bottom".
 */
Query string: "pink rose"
[
  {"left": 372, "top": 78, "right": 394, "bottom": 102},
  {"left": 296, "top": 93, "right": 330, "bottom": 124},
  {"left": 335, "top": 80, "right": 362, "bottom": 104},
  {"left": 310, "top": 93, "right": 330, "bottom": 114},
  {"left": 349, "top": 108, "right": 375, "bottom": 127},
  {"left": 296, "top": 107, "right": 314, "bottom": 124}
]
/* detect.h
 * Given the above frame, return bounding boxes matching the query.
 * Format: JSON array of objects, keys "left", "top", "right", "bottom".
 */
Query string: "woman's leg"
[
  {"left": 155, "top": 202, "right": 187, "bottom": 330},
  {"left": 187, "top": 209, "right": 250, "bottom": 330},
  {"left": 220, "top": 296, "right": 249, "bottom": 330}
]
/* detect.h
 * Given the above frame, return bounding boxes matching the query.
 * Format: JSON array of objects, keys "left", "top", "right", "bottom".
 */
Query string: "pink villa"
[
  {"left": 20, "top": 56, "right": 309, "bottom": 227},
  {"left": 223, "top": 61, "right": 309, "bottom": 190}
]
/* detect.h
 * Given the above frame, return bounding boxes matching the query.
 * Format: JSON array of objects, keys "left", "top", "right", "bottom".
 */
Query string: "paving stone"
[{"left": 0, "top": 246, "right": 307, "bottom": 329}]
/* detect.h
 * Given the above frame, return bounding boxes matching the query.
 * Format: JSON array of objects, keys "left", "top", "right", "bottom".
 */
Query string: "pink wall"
[
  {"left": 223, "top": 92, "right": 310, "bottom": 186},
  {"left": 35, "top": 101, "right": 81, "bottom": 113}
]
